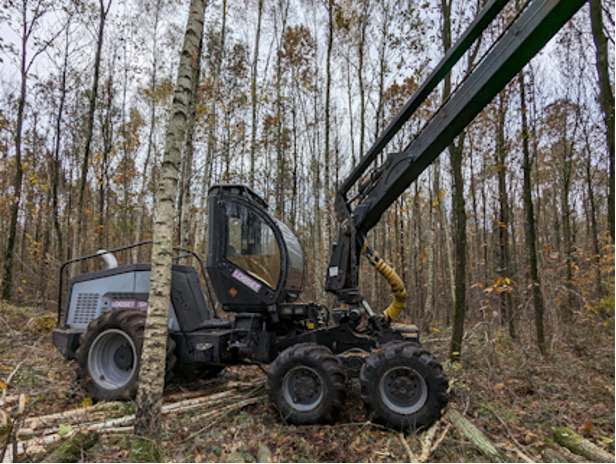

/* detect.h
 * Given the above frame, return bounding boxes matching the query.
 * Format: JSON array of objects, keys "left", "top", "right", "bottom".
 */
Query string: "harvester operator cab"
[{"left": 206, "top": 185, "right": 305, "bottom": 312}]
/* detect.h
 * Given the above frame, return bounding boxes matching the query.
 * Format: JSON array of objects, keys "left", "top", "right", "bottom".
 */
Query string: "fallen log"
[
  {"left": 42, "top": 430, "right": 99, "bottom": 463},
  {"left": 19, "top": 390, "right": 243, "bottom": 439},
  {"left": 445, "top": 409, "right": 510, "bottom": 463},
  {"left": 541, "top": 447, "right": 569, "bottom": 463},
  {"left": 553, "top": 427, "right": 615, "bottom": 463},
  {"left": 23, "top": 402, "right": 125, "bottom": 431}
]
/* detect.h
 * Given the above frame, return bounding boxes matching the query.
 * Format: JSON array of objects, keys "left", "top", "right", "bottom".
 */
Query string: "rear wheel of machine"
[
  {"left": 76, "top": 309, "right": 177, "bottom": 401},
  {"left": 266, "top": 343, "right": 346, "bottom": 425},
  {"left": 360, "top": 341, "right": 448, "bottom": 431}
]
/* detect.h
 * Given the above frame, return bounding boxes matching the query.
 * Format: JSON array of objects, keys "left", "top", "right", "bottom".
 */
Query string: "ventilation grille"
[{"left": 73, "top": 293, "right": 100, "bottom": 325}]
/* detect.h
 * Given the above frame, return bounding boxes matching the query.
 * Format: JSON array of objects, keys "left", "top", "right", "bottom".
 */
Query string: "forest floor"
[{"left": 0, "top": 302, "right": 614, "bottom": 463}]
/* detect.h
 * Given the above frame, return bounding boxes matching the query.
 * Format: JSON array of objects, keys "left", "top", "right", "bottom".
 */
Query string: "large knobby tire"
[
  {"left": 266, "top": 343, "right": 347, "bottom": 425},
  {"left": 360, "top": 341, "right": 448, "bottom": 431},
  {"left": 75, "top": 309, "right": 177, "bottom": 401}
]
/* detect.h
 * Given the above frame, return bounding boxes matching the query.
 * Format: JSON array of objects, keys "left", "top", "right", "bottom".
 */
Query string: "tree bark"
[
  {"left": 324, "top": 0, "right": 333, "bottom": 243},
  {"left": 589, "top": 0, "right": 614, "bottom": 242},
  {"left": 357, "top": 0, "right": 368, "bottom": 158},
  {"left": 582, "top": 122, "right": 603, "bottom": 301},
  {"left": 133, "top": 0, "right": 206, "bottom": 440},
  {"left": 51, "top": 21, "right": 72, "bottom": 264},
  {"left": 541, "top": 448, "right": 570, "bottom": 463},
  {"left": 425, "top": 162, "right": 439, "bottom": 321},
  {"left": 450, "top": 138, "right": 467, "bottom": 360},
  {"left": 205, "top": 0, "right": 227, "bottom": 193},
  {"left": 495, "top": 91, "right": 515, "bottom": 339},
  {"left": 2, "top": 11, "right": 27, "bottom": 300},
  {"left": 441, "top": 0, "right": 468, "bottom": 358},
  {"left": 560, "top": 116, "right": 574, "bottom": 324},
  {"left": 178, "top": 23, "right": 204, "bottom": 253},
  {"left": 553, "top": 427, "right": 615, "bottom": 463},
  {"left": 274, "top": 0, "right": 289, "bottom": 218},
  {"left": 519, "top": 70, "right": 546, "bottom": 354},
  {"left": 445, "top": 409, "right": 511, "bottom": 463}
]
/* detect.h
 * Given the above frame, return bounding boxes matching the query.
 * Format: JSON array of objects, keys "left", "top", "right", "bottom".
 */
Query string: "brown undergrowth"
[{"left": 0, "top": 301, "right": 613, "bottom": 463}]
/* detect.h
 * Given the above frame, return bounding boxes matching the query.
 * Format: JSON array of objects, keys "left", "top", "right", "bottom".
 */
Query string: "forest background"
[
  {"left": 0, "top": 0, "right": 615, "bottom": 461},
  {"left": 0, "top": 0, "right": 614, "bottom": 359}
]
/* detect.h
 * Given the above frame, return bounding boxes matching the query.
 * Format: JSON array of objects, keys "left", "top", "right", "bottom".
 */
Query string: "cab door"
[{"left": 206, "top": 189, "right": 283, "bottom": 310}]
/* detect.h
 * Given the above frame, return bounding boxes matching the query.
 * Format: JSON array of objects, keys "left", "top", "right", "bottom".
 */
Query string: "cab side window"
[{"left": 225, "top": 202, "right": 281, "bottom": 289}]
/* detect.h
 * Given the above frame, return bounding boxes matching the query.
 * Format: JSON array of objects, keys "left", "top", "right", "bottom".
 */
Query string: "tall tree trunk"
[
  {"left": 414, "top": 183, "right": 424, "bottom": 318},
  {"left": 589, "top": 0, "right": 614, "bottom": 241},
  {"left": 205, "top": 0, "right": 227, "bottom": 193},
  {"left": 99, "top": 72, "right": 115, "bottom": 250},
  {"left": 52, "top": 21, "right": 71, "bottom": 264},
  {"left": 425, "top": 163, "right": 439, "bottom": 321},
  {"left": 196, "top": 0, "right": 226, "bottom": 256},
  {"left": 324, "top": 0, "right": 333, "bottom": 242},
  {"left": 178, "top": 26, "right": 204, "bottom": 253},
  {"left": 439, "top": 0, "right": 467, "bottom": 358},
  {"left": 561, "top": 132, "right": 574, "bottom": 323},
  {"left": 449, "top": 136, "right": 467, "bottom": 360},
  {"left": 249, "top": 0, "right": 263, "bottom": 190},
  {"left": 345, "top": 61, "right": 356, "bottom": 165},
  {"left": 73, "top": 0, "right": 111, "bottom": 271},
  {"left": 357, "top": 0, "right": 368, "bottom": 158},
  {"left": 2, "top": 4, "right": 28, "bottom": 300},
  {"left": 133, "top": 0, "right": 206, "bottom": 441},
  {"left": 582, "top": 122, "right": 603, "bottom": 300},
  {"left": 274, "top": 0, "right": 288, "bottom": 218},
  {"left": 519, "top": 70, "right": 546, "bottom": 354},
  {"left": 134, "top": 0, "right": 163, "bottom": 263},
  {"left": 496, "top": 91, "right": 515, "bottom": 339}
]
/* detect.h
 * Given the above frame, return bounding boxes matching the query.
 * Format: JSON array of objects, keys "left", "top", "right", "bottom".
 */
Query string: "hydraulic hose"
[{"left": 362, "top": 240, "right": 407, "bottom": 322}]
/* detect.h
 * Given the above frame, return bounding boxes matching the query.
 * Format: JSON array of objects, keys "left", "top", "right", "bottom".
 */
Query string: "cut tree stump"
[
  {"left": 42, "top": 430, "right": 99, "bottom": 463},
  {"left": 445, "top": 409, "right": 511, "bottom": 463},
  {"left": 553, "top": 427, "right": 615, "bottom": 463}
]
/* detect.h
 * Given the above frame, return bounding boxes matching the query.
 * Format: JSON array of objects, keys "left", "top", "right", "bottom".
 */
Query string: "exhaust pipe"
[{"left": 97, "top": 250, "right": 118, "bottom": 269}]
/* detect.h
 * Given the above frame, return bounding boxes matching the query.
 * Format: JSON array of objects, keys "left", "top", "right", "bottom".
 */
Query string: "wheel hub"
[
  {"left": 390, "top": 375, "right": 416, "bottom": 401},
  {"left": 380, "top": 366, "right": 428, "bottom": 414},
  {"left": 292, "top": 374, "right": 317, "bottom": 401},
  {"left": 282, "top": 366, "right": 324, "bottom": 412},
  {"left": 113, "top": 344, "right": 134, "bottom": 371}
]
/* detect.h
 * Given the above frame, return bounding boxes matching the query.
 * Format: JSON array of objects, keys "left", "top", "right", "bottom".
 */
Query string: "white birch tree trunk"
[{"left": 132, "top": 0, "right": 206, "bottom": 442}]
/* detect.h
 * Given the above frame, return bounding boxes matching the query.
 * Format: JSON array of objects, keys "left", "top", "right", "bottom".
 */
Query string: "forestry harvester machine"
[{"left": 52, "top": 0, "right": 585, "bottom": 430}]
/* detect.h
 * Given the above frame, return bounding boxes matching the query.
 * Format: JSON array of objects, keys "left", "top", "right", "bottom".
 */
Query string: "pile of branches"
[{"left": 1, "top": 379, "right": 265, "bottom": 463}]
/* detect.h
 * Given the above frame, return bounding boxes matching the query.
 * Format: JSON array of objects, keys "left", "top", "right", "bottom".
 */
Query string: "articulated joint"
[{"left": 362, "top": 240, "right": 407, "bottom": 322}]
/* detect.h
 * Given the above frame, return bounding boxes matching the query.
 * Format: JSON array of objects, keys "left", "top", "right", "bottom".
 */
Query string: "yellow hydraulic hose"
[{"left": 362, "top": 240, "right": 407, "bottom": 322}]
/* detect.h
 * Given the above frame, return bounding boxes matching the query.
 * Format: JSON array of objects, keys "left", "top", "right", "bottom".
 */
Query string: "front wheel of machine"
[
  {"left": 75, "top": 309, "right": 177, "bottom": 401},
  {"left": 360, "top": 341, "right": 448, "bottom": 431},
  {"left": 266, "top": 343, "right": 346, "bottom": 425}
]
